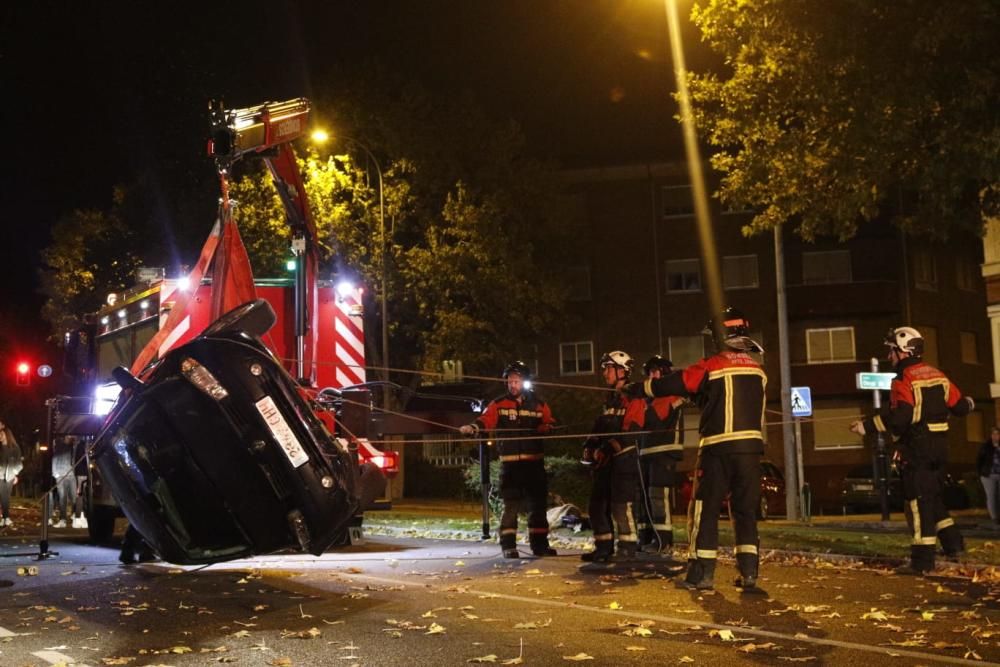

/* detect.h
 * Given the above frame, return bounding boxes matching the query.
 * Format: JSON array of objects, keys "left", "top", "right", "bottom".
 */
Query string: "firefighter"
[
  {"left": 850, "top": 327, "right": 974, "bottom": 574},
  {"left": 581, "top": 351, "right": 643, "bottom": 563},
  {"left": 627, "top": 308, "right": 766, "bottom": 591},
  {"left": 635, "top": 355, "right": 685, "bottom": 554},
  {"left": 460, "top": 361, "right": 557, "bottom": 559},
  {"left": 0, "top": 420, "right": 22, "bottom": 528}
]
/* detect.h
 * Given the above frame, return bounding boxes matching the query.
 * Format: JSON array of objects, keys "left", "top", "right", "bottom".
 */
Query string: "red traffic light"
[{"left": 15, "top": 361, "right": 31, "bottom": 387}]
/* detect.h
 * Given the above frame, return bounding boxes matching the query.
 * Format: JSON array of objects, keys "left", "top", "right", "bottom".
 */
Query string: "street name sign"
[{"left": 855, "top": 372, "right": 896, "bottom": 391}]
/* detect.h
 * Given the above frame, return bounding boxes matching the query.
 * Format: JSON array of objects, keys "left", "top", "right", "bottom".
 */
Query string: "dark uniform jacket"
[
  {"left": 637, "top": 396, "right": 684, "bottom": 459},
  {"left": 642, "top": 350, "right": 766, "bottom": 455},
  {"left": 589, "top": 391, "right": 645, "bottom": 457},
  {"left": 861, "top": 356, "right": 970, "bottom": 464},
  {"left": 472, "top": 392, "right": 554, "bottom": 459}
]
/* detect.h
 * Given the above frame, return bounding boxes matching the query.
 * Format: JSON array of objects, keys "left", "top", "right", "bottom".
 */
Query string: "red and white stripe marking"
[{"left": 334, "top": 293, "right": 366, "bottom": 387}]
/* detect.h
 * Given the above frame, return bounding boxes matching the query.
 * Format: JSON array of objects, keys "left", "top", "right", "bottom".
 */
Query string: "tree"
[
  {"left": 686, "top": 0, "right": 1000, "bottom": 240},
  {"left": 39, "top": 188, "right": 143, "bottom": 337}
]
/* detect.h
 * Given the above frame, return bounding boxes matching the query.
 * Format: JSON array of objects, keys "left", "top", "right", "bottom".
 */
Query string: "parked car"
[
  {"left": 840, "top": 463, "right": 970, "bottom": 514},
  {"left": 678, "top": 460, "right": 786, "bottom": 520}
]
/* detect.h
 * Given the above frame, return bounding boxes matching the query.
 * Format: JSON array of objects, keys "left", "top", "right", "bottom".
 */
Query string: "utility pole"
[{"left": 775, "top": 224, "right": 800, "bottom": 520}]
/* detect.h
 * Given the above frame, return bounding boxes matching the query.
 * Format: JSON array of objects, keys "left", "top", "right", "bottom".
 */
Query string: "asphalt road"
[{"left": 0, "top": 534, "right": 998, "bottom": 666}]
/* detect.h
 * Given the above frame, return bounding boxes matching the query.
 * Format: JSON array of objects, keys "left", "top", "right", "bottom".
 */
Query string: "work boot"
[
  {"left": 681, "top": 558, "right": 715, "bottom": 590},
  {"left": 581, "top": 541, "right": 614, "bottom": 563},
  {"left": 502, "top": 548, "right": 520, "bottom": 559},
  {"left": 893, "top": 562, "right": 931, "bottom": 576},
  {"left": 529, "top": 535, "right": 556, "bottom": 557},
  {"left": 613, "top": 542, "right": 637, "bottom": 561},
  {"left": 735, "top": 552, "right": 760, "bottom": 590}
]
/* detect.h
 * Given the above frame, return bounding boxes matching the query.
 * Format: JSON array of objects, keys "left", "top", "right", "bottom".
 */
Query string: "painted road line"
[
  {"left": 32, "top": 650, "right": 92, "bottom": 666},
  {"left": 0, "top": 626, "right": 17, "bottom": 637}
]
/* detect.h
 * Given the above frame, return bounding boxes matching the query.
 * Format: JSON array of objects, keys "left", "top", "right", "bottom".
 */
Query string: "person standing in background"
[
  {"left": 977, "top": 427, "right": 1000, "bottom": 526},
  {"left": 0, "top": 420, "right": 24, "bottom": 527}
]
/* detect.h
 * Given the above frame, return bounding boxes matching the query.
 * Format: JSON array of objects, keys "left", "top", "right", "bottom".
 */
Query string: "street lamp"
[{"left": 311, "top": 130, "right": 389, "bottom": 387}]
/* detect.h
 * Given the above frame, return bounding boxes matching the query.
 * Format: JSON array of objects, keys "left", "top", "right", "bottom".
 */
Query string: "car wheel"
[{"left": 758, "top": 496, "right": 769, "bottom": 521}]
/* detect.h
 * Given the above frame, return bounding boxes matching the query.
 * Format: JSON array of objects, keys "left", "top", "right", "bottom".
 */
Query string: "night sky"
[{"left": 2, "top": 1, "right": 704, "bottom": 338}]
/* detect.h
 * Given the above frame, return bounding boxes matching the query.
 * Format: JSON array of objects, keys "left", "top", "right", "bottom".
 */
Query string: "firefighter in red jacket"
[
  {"left": 461, "top": 361, "right": 556, "bottom": 559},
  {"left": 581, "top": 351, "right": 644, "bottom": 562},
  {"left": 850, "top": 327, "right": 973, "bottom": 574},
  {"left": 628, "top": 308, "right": 766, "bottom": 590},
  {"left": 635, "top": 355, "right": 685, "bottom": 554}
]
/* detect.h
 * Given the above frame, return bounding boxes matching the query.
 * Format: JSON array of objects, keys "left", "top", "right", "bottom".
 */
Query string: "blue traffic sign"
[{"left": 790, "top": 386, "right": 812, "bottom": 417}]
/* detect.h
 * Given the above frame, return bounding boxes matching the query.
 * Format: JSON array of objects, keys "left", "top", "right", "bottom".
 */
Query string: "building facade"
[{"left": 531, "top": 161, "right": 992, "bottom": 512}]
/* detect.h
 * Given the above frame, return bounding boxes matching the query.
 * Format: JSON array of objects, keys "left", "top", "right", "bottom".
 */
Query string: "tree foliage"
[
  {"left": 687, "top": 0, "right": 1000, "bottom": 240},
  {"left": 39, "top": 188, "right": 143, "bottom": 336}
]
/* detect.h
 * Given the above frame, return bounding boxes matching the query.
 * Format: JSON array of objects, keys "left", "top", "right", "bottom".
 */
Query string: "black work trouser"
[
  {"left": 0, "top": 480, "right": 13, "bottom": 519},
  {"left": 901, "top": 464, "right": 963, "bottom": 569},
  {"left": 637, "top": 453, "right": 677, "bottom": 546},
  {"left": 498, "top": 460, "right": 549, "bottom": 551},
  {"left": 688, "top": 451, "right": 760, "bottom": 568},
  {"left": 588, "top": 449, "right": 639, "bottom": 553}
]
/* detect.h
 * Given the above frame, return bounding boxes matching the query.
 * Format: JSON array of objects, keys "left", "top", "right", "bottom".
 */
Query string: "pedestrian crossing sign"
[{"left": 790, "top": 386, "right": 812, "bottom": 417}]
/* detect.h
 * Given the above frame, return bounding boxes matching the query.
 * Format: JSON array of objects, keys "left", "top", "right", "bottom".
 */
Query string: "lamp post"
[{"left": 312, "top": 130, "right": 389, "bottom": 387}]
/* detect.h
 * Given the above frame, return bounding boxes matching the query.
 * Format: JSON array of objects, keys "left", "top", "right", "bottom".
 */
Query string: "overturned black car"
[{"left": 91, "top": 300, "right": 377, "bottom": 564}]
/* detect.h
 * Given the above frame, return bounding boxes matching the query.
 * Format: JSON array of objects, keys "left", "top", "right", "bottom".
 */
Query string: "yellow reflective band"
[
  {"left": 910, "top": 499, "right": 922, "bottom": 544},
  {"left": 915, "top": 537, "right": 938, "bottom": 546},
  {"left": 652, "top": 523, "right": 671, "bottom": 531},
  {"left": 699, "top": 430, "right": 763, "bottom": 447},
  {"left": 643, "top": 378, "right": 655, "bottom": 398},
  {"left": 936, "top": 518, "right": 955, "bottom": 531},
  {"left": 623, "top": 501, "right": 637, "bottom": 538},
  {"left": 910, "top": 378, "right": 950, "bottom": 424},
  {"left": 695, "top": 549, "right": 718, "bottom": 559},
  {"left": 927, "top": 423, "right": 949, "bottom": 432},
  {"left": 687, "top": 499, "right": 703, "bottom": 561},
  {"left": 637, "top": 522, "right": 651, "bottom": 530},
  {"left": 661, "top": 487, "right": 672, "bottom": 529},
  {"left": 734, "top": 544, "right": 758, "bottom": 554},
  {"left": 594, "top": 533, "right": 614, "bottom": 541},
  {"left": 707, "top": 367, "right": 767, "bottom": 381},
  {"left": 614, "top": 445, "right": 637, "bottom": 456},
  {"left": 724, "top": 374, "right": 734, "bottom": 433},
  {"left": 619, "top": 534, "right": 638, "bottom": 543},
  {"left": 500, "top": 528, "right": 517, "bottom": 535},
  {"left": 873, "top": 415, "right": 887, "bottom": 433},
  {"left": 641, "top": 444, "right": 683, "bottom": 455}
]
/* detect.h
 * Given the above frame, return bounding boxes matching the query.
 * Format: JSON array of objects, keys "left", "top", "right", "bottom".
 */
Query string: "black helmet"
[
  {"left": 600, "top": 351, "right": 634, "bottom": 379},
  {"left": 642, "top": 355, "right": 673, "bottom": 375},
  {"left": 703, "top": 307, "right": 763, "bottom": 352},
  {"left": 502, "top": 360, "right": 533, "bottom": 380}
]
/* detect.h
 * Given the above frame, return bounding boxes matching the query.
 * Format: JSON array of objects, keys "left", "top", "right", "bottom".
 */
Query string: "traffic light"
[{"left": 15, "top": 361, "right": 30, "bottom": 387}]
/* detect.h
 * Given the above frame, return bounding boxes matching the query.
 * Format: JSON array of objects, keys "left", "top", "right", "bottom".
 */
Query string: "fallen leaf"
[
  {"left": 467, "top": 656, "right": 498, "bottom": 663},
  {"left": 169, "top": 646, "right": 193, "bottom": 654},
  {"left": 101, "top": 658, "right": 135, "bottom": 665},
  {"left": 608, "top": 602, "right": 622, "bottom": 610},
  {"left": 562, "top": 653, "right": 594, "bottom": 661},
  {"left": 776, "top": 658, "right": 816, "bottom": 663},
  {"left": 625, "top": 646, "right": 647, "bottom": 652},
  {"left": 268, "top": 659, "right": 293, "bottom": 667},
  {"left": 426, "top": 623, "right": 446, "bottom": 635},
  {"left": 679, "top": 658, "right": 695, "bottom": 664},
  {"left": 920, "top": 611, "right": 935, "bottom": 621}
]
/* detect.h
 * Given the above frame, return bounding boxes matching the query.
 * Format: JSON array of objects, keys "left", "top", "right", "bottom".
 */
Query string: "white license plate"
[
  {"left": 255, "top": 395, "right": 309, "bottom": 468},
  {"left": 853, "top": 483, "right": 874, "bottom": 492}
]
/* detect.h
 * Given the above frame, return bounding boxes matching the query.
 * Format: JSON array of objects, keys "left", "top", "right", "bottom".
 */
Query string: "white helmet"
[
  {"left": 600, "top": 351, "right": 634, "bottom": 378},
  {"left": 884, "top": 327, "right": 923, "bottom": 355}
]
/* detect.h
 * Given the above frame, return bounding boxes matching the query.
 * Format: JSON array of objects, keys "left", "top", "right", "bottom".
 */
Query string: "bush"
[{"left": 462, "top": 455, "right": 591, "bottom": 516}]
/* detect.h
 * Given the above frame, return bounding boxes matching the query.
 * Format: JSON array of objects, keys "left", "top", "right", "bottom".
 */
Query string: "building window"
[
  {"left": 956, "top": 256, "right": 979, "bottom": 292},
  {"left": 661, "top": 185, "right": 693, "bottom": 218},
  {"left": 666, "top": 258, "right": 702, "bottom": 293},
  {"left": 806, "top": 327, "right": 855, "bottom": 363},
  {"left": 723, "top": 254, "right": 759, "bottom": 290},
  {"left": 960, "top": 331, "right": 979, "bottom": 364},
  {"left": 802, "top": 250, "right": 852, "bottom": 285},
  {"left": 912, "top": 249, "right": 937, "bottom": 290},
  {"left": 813, "top": 407, "right": 865, "bottom": 450},
  {"left": 669, "top": 335, "right": 707, "bottom": 368},
  {"left": 560, "top": 341, "right": 594, "bottom": 376},
  {"left": 917, "top": 325, "right": 939, "bottom": 367},
  {"left": 566, "top": 265, "right": 591, "bottom": 302},
  {"left": 967, "top": 410, "right": 985, "bottom": 443}
]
